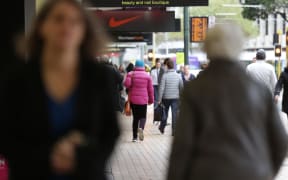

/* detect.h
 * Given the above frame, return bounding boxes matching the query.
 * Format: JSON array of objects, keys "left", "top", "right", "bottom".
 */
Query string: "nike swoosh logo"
[{"left": 109, "top": 15, "right": 142, "bottom": 28}]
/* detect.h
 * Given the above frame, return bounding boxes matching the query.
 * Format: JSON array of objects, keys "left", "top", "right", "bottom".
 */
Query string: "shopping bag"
[{"left": 124, "top": 101, "right": 132, "bottom": 116}]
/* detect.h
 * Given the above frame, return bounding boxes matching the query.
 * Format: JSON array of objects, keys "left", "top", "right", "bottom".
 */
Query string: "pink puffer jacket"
[{"left": 124, "top": 68, "right": 154, "bottom": 105}]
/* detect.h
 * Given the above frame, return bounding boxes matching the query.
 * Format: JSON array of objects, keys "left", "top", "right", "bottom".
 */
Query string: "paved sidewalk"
[
  {"left": 110, "top": 107, "right": 288, "bottom": 180},
  {"left": 276, "top": 113, "right": 288, "bottom": 180},
  {"left": 110, "top": 106, "right": 172, "bottom": 180}
]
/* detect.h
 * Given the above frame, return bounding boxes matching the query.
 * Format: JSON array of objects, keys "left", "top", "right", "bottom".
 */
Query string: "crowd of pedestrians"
[{"left": 0, "top": 0, "right": 287, "bottom": 179}]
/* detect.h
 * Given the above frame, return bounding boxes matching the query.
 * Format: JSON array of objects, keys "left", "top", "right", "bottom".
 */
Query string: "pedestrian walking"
[
  {"left": 177, "top": 65, "right": 184, "bottom": 75},
  {"left": 247, "top": 49, "right": 277, "bottom": 94},
  {"left": 275, "top": 66, "right": 288, "bottom": 117},
  {"left": 126, "top": 62, "right": 135, "bottom": 73},
  {"left": 150, "top": 58, "right": 164, "bottom": 107},
  {"left": 167, "top": 24, "right": 288, "bottom": 180},
  {"left": 119, "top": 64, "right": 126, "bottom": 77},
  {"left": 0, "top": 0, "right": 120, "bottom": 179},
  {"left": 182, "top": 65, "right": 195, "bottom": 84},
  {"left": 102, "top": 59, "right": 124, "bottom": 113},
  {"left": 158, "top": 59, "right": 183, "bottom": 136},
  {"left": 124, "top": 60, "right": 154, "bottom": 142}
]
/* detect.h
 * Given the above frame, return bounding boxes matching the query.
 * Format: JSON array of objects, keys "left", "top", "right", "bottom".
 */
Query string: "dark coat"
[
  {"left": 275, "top": 68, "right": 288, "bottom": 113},
  {"left": 181, "top": 73, "right": 195, "bottom": 83},
  {"left": 0, "top": 59, "right": 120, "bottom": 180},
  {"left": 104, "top": 64, "right": 124, "bottom": 112},
  {"left": 168, "top": 60, "right": 288, "bottom": 180}
]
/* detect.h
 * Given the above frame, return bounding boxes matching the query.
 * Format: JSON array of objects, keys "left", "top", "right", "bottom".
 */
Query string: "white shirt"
[
  {"left": 151, "top": 68, "right": 160, "bottom": 85},
  {"left": 246, "top": 61, "right": 277, "bottom": 93}
]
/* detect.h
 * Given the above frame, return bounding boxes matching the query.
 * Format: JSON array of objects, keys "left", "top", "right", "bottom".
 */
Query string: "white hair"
[{"left": 203, "top": 23, "right": 245, "bottom": 61}]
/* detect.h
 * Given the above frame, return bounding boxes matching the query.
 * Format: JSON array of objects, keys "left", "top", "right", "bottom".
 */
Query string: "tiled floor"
[{"left": 110, "top": 106, "right": 288, "bottom": 180}]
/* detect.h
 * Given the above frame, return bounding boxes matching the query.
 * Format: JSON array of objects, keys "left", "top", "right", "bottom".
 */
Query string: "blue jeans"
[{"left": 160, "top": 99, "right": 179, "bottom": 135}]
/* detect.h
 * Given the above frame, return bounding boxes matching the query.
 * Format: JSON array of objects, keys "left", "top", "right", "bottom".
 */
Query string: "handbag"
[
  {"left": 154, "top": 104, "right": 166, "bottom": 123},
  {"left": 124, "top": 97, "right": 132, "bottom": 116}
]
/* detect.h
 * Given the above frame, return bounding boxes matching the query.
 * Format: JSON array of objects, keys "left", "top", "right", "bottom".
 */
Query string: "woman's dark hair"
[
  {"left": 126, "top": 63, "right": 135, "bottom": 73},
  {"left": 27, "top": 0, "right": 108, "bottom": 59},
  {"left": 167, "top": 59, "right": 174, "bottom": 69},
  {"left": 163, "top": 58, "right": 170, "bottom": 65}
]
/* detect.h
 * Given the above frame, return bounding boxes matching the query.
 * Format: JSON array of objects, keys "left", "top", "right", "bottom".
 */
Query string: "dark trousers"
[
  {"left": 153, "top": 85, "right": 159, "bottom": 107},
  {"left": 160, "top": 99, "right": 179, "bottom": 135},
  {"left": 131, "top": 104, "right": 147, "bottom": 139}
]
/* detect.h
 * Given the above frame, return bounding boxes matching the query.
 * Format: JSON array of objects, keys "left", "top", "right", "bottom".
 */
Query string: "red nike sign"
[
  {"left": 109, "top": 15, "right": 142, "bottom": 28},
  {"left": 94, "top": 11, "right": 179, "bottom": 32}
]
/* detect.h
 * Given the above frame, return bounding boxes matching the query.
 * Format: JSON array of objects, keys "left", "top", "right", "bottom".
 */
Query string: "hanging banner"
[
  {"left": 86, "top": 0, "right": 209, "bottom": 7},
  {"left": 190, "top": 17, "right": 208, "bottom": 42},
  {"left": 176, "top": 52, "right": 184, "bottom": 64},
  {"left": 111, "top": 33, "right": 153, "bottom": 45}
]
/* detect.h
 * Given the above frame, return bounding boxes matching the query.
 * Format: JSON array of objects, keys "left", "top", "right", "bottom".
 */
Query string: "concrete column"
[
  {"left": 268, "top": 14, "right": 274, "bottom": 36},
  {"left": 277, "top": 14, "right": 283, "bottom": 34}
]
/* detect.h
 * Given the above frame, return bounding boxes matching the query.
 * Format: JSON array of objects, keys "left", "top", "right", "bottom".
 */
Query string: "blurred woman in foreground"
[
  {"left": 168, "top": 24, "right": 288, "bottom": 180},
  {"left": 0, "top": 0, "right": 119, "bottom": 179}
]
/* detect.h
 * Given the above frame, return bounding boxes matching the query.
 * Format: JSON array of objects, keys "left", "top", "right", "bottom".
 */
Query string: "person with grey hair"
[
  {"left": 167, "top": 24, "right": 287, "bottom": 180},
  {"left": 247, "top": 49, "right": 277, "bottom": 94}
]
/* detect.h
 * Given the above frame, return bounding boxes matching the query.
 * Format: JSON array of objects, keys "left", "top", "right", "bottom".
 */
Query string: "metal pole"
[
  {"left": 286, "top": 28, "right": 288, "bottom": 66},
  {"left": 274, "top": 13, "right": 277, "bottom": 35},
  {"left": 152, "top": 32, "right": 156, "bottom": 66},
  {"left": 25, "top": 0, "right": 36, "bottom": 34},
  {"left": 165, "top": 33, "right": 169, "bottom": 55},
  {"left": 140, "top": 44, "right": 145, "bottom": 61},
  {"left": 184, "top": 7, "right": 190, "bottom": 65}
]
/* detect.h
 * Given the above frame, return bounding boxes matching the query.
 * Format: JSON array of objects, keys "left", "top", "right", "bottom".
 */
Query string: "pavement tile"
[{"left": 110, "top": 107, "right": 288, "bottom": 180}]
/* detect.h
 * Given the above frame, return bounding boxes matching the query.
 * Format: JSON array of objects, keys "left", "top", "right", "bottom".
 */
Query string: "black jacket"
[
  {"left": 181, "top": 73, "right": 195, "bottom": 84},
  {"left": 168, "top": 60, "right": 288, "bottom": 180},
  {"left": 275, "top": 68, "right": 288, "bottom": 113},
  {"left": 0, "top": 59, "right": 120, "bottom": 180},
  {"left": 103, "top": 64, "right": 124, "bottom": 112}
]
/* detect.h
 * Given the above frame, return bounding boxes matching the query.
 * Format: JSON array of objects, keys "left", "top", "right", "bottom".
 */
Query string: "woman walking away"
[
  {"left": 158, "top": 59, "right": 183, "bottom": 136},
  {"left": 0, "top": 0, "right": 120, "bottom": 179},
  {"left": 167, "top": 24, "right": 288, "bottom": 180},
  {"left": 275, "top": 66, "right": 288, "bottom": 117},
  {"left": 124, "top": 60, "right": 154, "bottom": 142}
]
